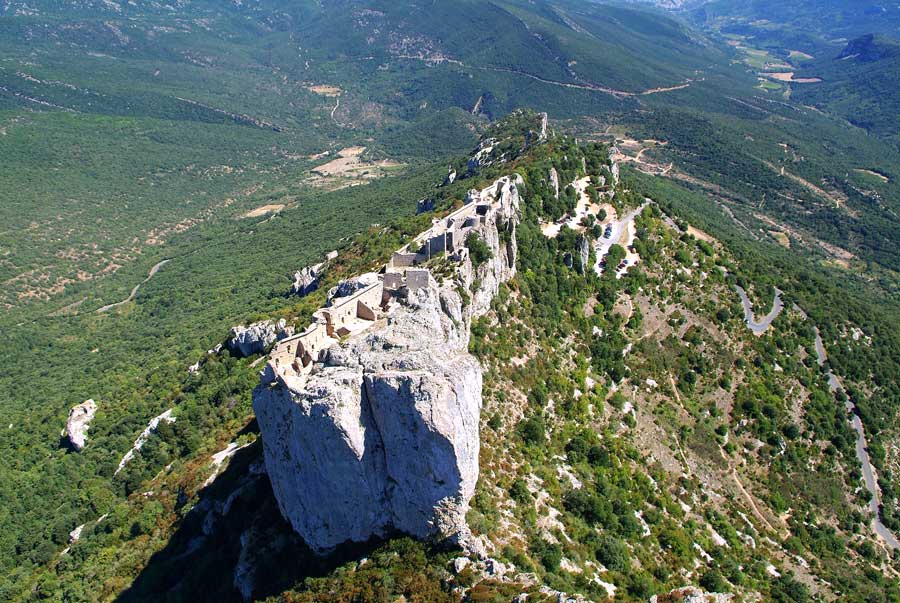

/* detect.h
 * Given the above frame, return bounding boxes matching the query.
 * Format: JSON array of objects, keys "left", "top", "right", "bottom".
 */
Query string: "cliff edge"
[{"left": 253, "top": 174, "right": 521, "bottom": 554}]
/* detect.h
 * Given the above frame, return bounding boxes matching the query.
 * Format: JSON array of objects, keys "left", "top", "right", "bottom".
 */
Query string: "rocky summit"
[
  {"left": 253, "top": 278, "right": 484, "bottom": 553},
  {"left": 253, "top": 174, "right": 520, "bottom": 554}
]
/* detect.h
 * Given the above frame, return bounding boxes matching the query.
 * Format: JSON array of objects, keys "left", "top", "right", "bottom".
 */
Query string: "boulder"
[
  {"left": 227, "top": 319, "right": 293, "bottom": 358},
  {"left": 549, "top": 167, "right": 560, "bottom": 199},
  {"left": 291, "top": 263, "right": 322, "bottom": 297},
  {"left": 63, "top": 399, "right": 98, "bottom": 452},
  {"left": 452, "top": 557, "right": 470, "bottom": 574},
  {"left": 326, "top": 272, "right": 379, "bottom": 305}
]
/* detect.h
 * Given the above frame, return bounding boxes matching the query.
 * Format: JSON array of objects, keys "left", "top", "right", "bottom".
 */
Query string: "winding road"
[
  {"left": 813, "top": 328, "right": 900, "bottom": 549},
  {"left": 471, "top": 66, "right": 697, "bottom": 99},
  {"left": 97, "top": 259, "right": 169, "bottom": 313},
  {"left": 735, "top": 285, "right": 783, "bottom": 334},
  {"left": 734, "top": 286, "right": 900, "bottom": 549}
]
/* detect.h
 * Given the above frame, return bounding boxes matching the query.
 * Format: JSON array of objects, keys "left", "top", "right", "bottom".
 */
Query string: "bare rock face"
[
  {"left": 467, "top": 137, "right": 498, "bottom": 173},
  {"left": 63, "top": 399, "right": 97, "bottom": 452},
  {"left": 227, "top": 319, "right": 293, "bottom": 358},
  {"left": 233, "top": 525, "right": 289, "bottom": 603},
  {"left": 443, "top": 166, "right": 457, "bottom": 186},
  {"left": 577, "top": 234, "right": 590, "bottom": 273},
  {"left": 608, "top": 147, "right": 620, "bottom": 184},
  {"left": 291, "top": 264, "right": 321, "bottom": 297},
  {"left": 549, "top": 167, "right": 560, "bottom": 200},
  {"left": 460, "top": 175, "right": 520, "bottom": 316},
  {"left": 416, "top": 198, "right": 436, "bottom": 214},
  {"left": 326, "top": 273, "right": 379, "bottom": 305},
  {"left": 254, "top": 277, "right": 483, "bottom": 553},
  {"left": 253, "top": 174, "right": 520, "bottom": 554}
]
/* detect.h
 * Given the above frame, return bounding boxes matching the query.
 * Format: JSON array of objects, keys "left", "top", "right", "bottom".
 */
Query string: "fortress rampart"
[{"left": 266, "top": 178, "right": 510, "bottom": 386}]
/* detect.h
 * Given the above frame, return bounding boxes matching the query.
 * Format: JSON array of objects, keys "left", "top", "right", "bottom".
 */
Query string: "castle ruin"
[{"left": 265, "top": 176, "right": 518, "bottom": 388}]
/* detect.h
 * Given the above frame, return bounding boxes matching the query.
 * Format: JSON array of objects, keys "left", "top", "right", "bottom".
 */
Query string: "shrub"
[
  {"left": 518, "top": 416, "right": 546, "bottom": 445},
  {"left": 531, "top": 539, "right": 562, "bottom": 573},
  {"left": 700, "top": 569, "right": 728, "bottom": 592},
  {"left": 509, "top": 479, "right": 532, "bottom": 504},
  {"left": 595, "top": 536, "right": 629, "bottom": 572}
]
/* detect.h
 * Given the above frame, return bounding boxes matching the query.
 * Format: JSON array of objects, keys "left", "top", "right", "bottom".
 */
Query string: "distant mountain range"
[{"left": 616, "top": 0, "right": 900, "bottom": 45}]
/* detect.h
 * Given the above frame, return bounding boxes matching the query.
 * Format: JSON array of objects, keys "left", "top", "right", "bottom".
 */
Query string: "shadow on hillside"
[{"left": 117, "top": 441, "right": 387, "bottom": 603}]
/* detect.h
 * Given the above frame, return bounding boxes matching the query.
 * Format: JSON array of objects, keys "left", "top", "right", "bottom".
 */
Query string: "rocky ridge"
[
  {"left": 253, "top": 173, "right": 521, "bottom": 554},
  {"left": 226, "top": 319, "right": 293, "bottom": 358}
]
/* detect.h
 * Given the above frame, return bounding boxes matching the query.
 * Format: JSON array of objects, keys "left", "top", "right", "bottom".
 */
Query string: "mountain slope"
[
  {"left": 2, "top": 1, "right": 900, "bottom": 601},
  {"left": 791, "top": 34, "right": 900, "bottom": 147},
  {"left": 678, "top": 0, "right": 900, "bottom": 49},
  {"left": 21, "top": 114, "right": 900, "bottom": 603}
]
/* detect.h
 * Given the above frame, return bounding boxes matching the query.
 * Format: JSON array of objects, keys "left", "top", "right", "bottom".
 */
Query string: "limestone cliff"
[{"left": 253, "top": 174, "right": 521, "bottom": 554}]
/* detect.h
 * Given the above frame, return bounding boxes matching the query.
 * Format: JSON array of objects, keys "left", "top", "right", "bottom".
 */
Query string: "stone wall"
[
  {"left": 254, "top": 172, "right": 523, "bottom": 555},
  {"left": 322, "top": 282, "right": 382, "bottom": 335}
]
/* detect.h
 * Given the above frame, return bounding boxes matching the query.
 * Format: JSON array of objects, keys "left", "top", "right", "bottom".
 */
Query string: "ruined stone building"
[{"left": 266, "top": 177, "right": 511, "bottom": 387}]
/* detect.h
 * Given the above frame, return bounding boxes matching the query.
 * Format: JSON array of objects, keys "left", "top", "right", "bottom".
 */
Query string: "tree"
[
  {"left": 466, "top": 232, "right": 493, "bottom": 266},
  {"left": 518, "top": 416, "right": 546, "bottom": 446}
]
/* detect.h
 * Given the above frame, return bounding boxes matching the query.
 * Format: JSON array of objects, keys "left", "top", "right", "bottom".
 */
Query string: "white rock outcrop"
[
  {"left": 63, "top": 399, "right": 98, "bottom": 452},
  {"left": 443, "top": 166, "right": 457, "bottom": 186},
  {"left": 650, "top": 587, "right": 733, "bottom": 603},
  {"left": 577, "top": 234, "right": 590, "bottom": 273},
  {"left": 326, "top": 273, "right": 379, "bottom": 305},
  {"left": 114, "top": 408, "right": 176, "bottom": 475},
  {"left": 292, "top": 264, "right": 322, "bottom": 297},
  {"left": 253, "top": 174, "right": 520, "bottom": 554},
  {"left": 227, "top": 319, "right": 293, "bottom": 358}
]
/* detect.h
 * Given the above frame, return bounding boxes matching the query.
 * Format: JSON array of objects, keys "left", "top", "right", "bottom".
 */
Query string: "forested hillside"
[
  {"left": 791, "top": 34, "right": 900, "bottom": 147},
  {"left": 678, "top": 0, "right": 900, "bottom": 51}
]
